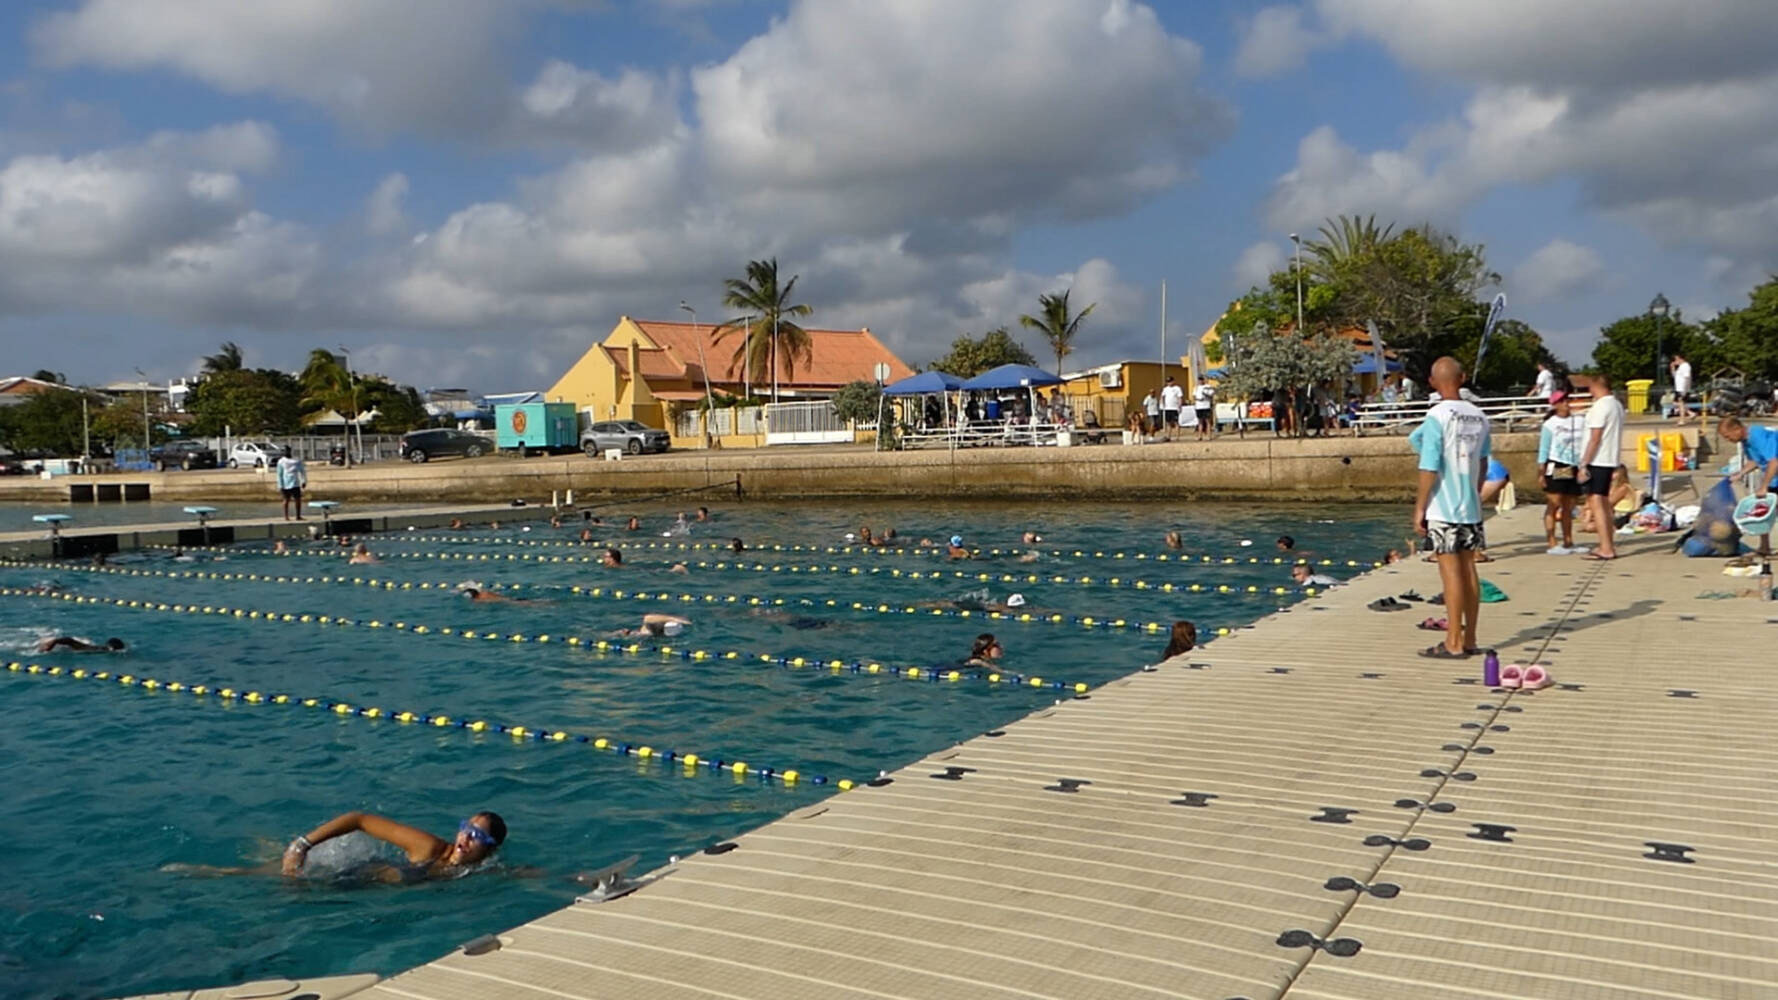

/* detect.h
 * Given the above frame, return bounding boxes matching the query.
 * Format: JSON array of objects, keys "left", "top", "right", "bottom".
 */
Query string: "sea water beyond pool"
[{"left": 0, "top": 500, "right": 1402, "bottom": 999}]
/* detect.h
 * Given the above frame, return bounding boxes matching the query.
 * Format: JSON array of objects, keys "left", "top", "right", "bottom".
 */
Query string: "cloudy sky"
[{"left": 1, "top": 0, "right": 1774, "bottom": 390}]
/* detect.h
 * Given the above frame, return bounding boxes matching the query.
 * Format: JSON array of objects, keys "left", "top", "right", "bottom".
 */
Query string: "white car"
[{"left": 228, "top": 442, "right": 280, "bottom": 469}]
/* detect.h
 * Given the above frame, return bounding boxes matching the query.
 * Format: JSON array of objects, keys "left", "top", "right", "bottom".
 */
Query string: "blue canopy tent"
[
  {"left": 882, "top": 371, "right": 965, "bottom": 395},
  {"left": 1351, "top": 355, "right": 1403, "bottom": 375},
  {"left": 960, "top": 364, "right": 1065, "bottom": 390}
]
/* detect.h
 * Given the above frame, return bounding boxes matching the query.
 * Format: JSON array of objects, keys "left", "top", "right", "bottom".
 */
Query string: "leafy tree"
[
  {"left": 90, "top": 396, "right": 167, "bottom": 448},
  {"left": 1707, "top": 276, "right": 1778, "bottom": 381},
  {"left": 925, "top": 327, "right": 1036, "bottom": 377},
  {"left": 1212, "top": 321, "right": 1358, "bottom": 434},
  {"left": 828, "top": 380, "right": 883, "bottom": 425},
  {"left": 185, "top": 368, "right": 303, "bottom": 436},
  {"left": 715, "top": 258, "right": 814, "bottom": 391},
  {"left": 1327, "top": 226, "right": 1499, "bottom": 376},
  {"left": 1591, "top": 310, "right": 1710, "bottom": 387},
  {"left": 361, "top": 379, "right": 427, "bottom": 433},
  {"left": 29, "top": 369, "right": 67, "bottom": 385},
  {"left": 1018, "top": 289, "right": 1096, "bottom": 375},
  {"left": 1304, "top": 214, "right": 1395, "bottom": 283},
  {"left": 201, "top": 342, "right": 245, "bottom": 375},
  {"left": 0, "top": 388, "right": 87, "bottom": 454},
  {"left": 1449, "top": 317, "right": 1559, "bottom": 392}
]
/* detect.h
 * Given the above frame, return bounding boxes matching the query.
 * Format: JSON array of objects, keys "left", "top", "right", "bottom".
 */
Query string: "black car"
[
  {"left": 580, "top": 420, "right": 671, "bottom": 456},
  {"left": 400, "top": 428, "right": 492, "bottom": 463},
  {"left": 149, "top": 439, "right": 219, "bottom": 471}
]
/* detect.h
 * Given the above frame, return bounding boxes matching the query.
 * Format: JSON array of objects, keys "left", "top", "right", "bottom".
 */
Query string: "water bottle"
[
  {"left": 1761, "top": 562, "right": 1773, "bottom": 602},
  {"left": 1482, "top": 649, "right": 1500, "bottom": 687}
]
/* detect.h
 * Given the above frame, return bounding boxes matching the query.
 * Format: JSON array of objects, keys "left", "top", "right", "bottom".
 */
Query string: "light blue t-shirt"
[
  {"left": 276, "top": 455, "right": 306, "bottom": 490},
  {"left": 1746, "top": 426, "right": 1778, "bottom": 470},
  {"left": 1413, "top": 400, "right": 1491, "bottom": 525},
  {"left": 1538, "top": 414, "right": 1586, "bottom": 467}
]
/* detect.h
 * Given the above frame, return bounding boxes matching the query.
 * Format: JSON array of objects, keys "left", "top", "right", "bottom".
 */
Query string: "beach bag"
[{"left": 1682, "top": 478, "right": 1741, "bottom": 557}]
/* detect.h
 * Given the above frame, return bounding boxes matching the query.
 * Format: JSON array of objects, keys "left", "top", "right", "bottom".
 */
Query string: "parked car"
[
  {"left": 399, "top": 428, "right": 491, "bottom": 463},
  {"left": 581, "top": 420, "right": 671, "bottom": 456},
  {"left": 150, "top": 439, "right": 219, "bottom": 471},
  {"left": 228, "top": 442, "right": 280, "bottom": 469}
]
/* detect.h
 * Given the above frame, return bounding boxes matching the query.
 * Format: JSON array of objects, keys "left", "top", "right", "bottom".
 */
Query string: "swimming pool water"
[{"left": 0, "top": 500, "right": 1403, "bottom": 999}]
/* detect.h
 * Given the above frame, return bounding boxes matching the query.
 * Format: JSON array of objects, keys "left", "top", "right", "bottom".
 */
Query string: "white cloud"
[
  {"left": 1232, "top": 240, "right": 1286, "bottom": 288},
  {"left": 1234, "top": 6, "right": 1324, "bottom": 78},
  {"left": 1511, "top": 239, "right": 1605, "bottom": 304},
  {"left": 365, "top": 173, "right": 408, "bottom": 237}
]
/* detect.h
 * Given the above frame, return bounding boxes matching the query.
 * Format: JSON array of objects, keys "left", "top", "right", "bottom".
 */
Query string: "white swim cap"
[
  {"left": 844, "top": 533, "right": 856, "bottom": 541},
  {"left": 662, "top": 620, "right": 685, "bottom": 636},
  {"left": 1007, "top": 593, "right": 1026, "bottom": 608}
]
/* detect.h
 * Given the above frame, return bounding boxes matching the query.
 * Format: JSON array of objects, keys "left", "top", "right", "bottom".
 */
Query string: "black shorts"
[
  {"left": 1544, "top": 463, "right": 1581, "bottom": 496},
  {"left": 1194, "top": 408, "right": 1212, "bottom": 425},
  {"left": 281, "top": 486, "right": 303, "bottom": 500},
  {"left": 1581, "top": 465, "right": 1615, "bottom": 496},
  {"left": 1163, "top": 409, "right": 1180, "bottom": 427}
]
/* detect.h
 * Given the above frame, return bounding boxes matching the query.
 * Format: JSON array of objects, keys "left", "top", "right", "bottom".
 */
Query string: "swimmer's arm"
[{"left": 286, "top": 812, "right": 446, "bottom": 872}]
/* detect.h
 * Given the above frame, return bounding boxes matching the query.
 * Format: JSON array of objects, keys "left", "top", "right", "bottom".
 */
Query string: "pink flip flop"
[
  {"left": 1498, "top": 663, "right": 1525, "bottom": 689},
  {"left": 1520, "top": 665, "right": 1552, "bottom": 691}
]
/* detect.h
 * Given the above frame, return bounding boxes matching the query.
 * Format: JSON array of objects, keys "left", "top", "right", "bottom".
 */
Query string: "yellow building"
[
  {"left": 546, "top": 315, "right": 914, "bottom": 447},
  {"left": 1057, "top": 360, "right": 1200, "bottom": 430}
]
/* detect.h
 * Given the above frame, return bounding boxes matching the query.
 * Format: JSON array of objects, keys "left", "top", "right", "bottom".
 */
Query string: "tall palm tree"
[
  {"left": 715, "top": 258, "right": 814, "bottom": 399},
  {"left": 298, "top": 349, "right": 356, "bottom": 417},
  {"left": 1018, "top": 289, "right": 1096, "bottom": 375},
  {"left": 1305, "top": 214, "right": 1395, "bottom": 282},
  {"left": 201, "top": 341, "right": 244, "bottom": 375}
]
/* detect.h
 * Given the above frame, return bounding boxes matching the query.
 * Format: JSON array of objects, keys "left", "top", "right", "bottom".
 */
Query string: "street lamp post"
[
  {"left": 132, "top": 367, "right": 152, "bottom": 455},
  {"left": 680, "top": 301, "right": 716, "bottom": 447},
  {"left": 1289, "top": 233, "right": 1304, "bottom": 334},
  {"left": 1650, "top": 293, "right": 1670, "bottom": 399},
  {"left": 338, "top": 346, "right": 360, "bottom": 466},
  {"left": 771, "top": 312, "right": 780, "bottom": 405}
]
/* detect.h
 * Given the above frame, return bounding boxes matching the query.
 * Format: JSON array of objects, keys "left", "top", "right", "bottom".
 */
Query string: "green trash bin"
[{"left": 1626, "top": 378, "right": 1654, "bottom": 414}]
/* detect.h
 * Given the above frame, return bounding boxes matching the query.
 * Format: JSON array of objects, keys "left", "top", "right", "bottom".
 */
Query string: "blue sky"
[{"left": 1, "top": 0, "right": 1773, "bottom": 390}]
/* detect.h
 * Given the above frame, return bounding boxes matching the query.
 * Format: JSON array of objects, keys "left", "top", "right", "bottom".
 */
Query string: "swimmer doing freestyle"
[
  {"left": 36, "top": 635, "right": 125, "bottom": 653},
  {"left": 280, "top": 810, "right": 507, "bottom": 882}
]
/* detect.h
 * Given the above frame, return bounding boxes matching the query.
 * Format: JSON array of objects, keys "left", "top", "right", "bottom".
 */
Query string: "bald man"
[{"left": 1410, "top": 356, "right": 1491, "bottom": 659}]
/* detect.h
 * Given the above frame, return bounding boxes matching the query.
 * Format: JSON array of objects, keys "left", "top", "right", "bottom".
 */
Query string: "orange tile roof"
[
  {"left": 630, "top": 320, "right": 913, "bottom": 388},
  {"left": 601, "top": 345, "right": 688, "bottom": 380}
]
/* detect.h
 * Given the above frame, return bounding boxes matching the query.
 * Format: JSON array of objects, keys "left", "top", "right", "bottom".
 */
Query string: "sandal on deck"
[
  {"left": 1416, "top": 617, "right": 1448, "bottom": 631},
  {"left": 1417, "top": 645, "right": 1468, "bottom": 659}
]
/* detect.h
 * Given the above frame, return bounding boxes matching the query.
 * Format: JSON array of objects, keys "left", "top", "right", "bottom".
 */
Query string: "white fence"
[
  {"left": 1351, "top": 394, "right": 1583, "bottom": 435},
  {"left": 764, "top": 400, "right": 852, "bottom": 445}
]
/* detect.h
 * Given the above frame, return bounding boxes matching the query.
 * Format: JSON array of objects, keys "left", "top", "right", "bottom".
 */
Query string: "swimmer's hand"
[{"left": 280, "top": 837, "right": 310, "bottom": 875}]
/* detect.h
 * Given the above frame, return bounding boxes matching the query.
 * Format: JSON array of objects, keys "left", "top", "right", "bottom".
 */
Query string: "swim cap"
[
  {"left": 661, "top": 620, "right": 685, "bottom": 636},
  {"left": 1006, "top": 594, "right": 1026, "bottom": 608},
  {"left": 950, "top": 535, "right": 963, "bottom": 547},
  {"left": 844, "top": 533, "right": 856, "bottom": 541}
]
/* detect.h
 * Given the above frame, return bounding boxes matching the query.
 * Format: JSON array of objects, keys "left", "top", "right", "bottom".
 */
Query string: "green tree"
[
  {"left": 1018, "top": 289, "right": 1096, "bottom": 375},
  {"left": 90, "top": 396, "right": 167, "bottom": 448},
  {"left": 1591, "top": 310, "right": 1710, "bottom": 387},
  {"left": 1450, "top": 317, "right": 1558, "bottom": 391},
  {"left": 828, "top": 379, "right": 882, "bottom": 425},
  {"left": 1707, "top": 276, "right": 1778, "bottom": 381},
  {"left": 201, "top": 341, "right": 245, "bottom": 375},
  {"left": 29, "top": 369, "right": 67, "bottom": 385},
  {"left": 299, "top": 349, "right": 357, "bottom": 418},
  {"left": 185, "top": 368, "right": 303, "bottom": 436},
  {"left": 360, "top": 379, "right": 428, "bottom": 433},
  {"left": 1213, "top": 321, "right": 1358, "bottom": 435},
  {"left": 1328, "top": 226, "right": 1499, "bottom": 375},
  {"left": 0, "top": 388, "right": 87, "bottom": 454},
  {"left": 925, "top": 327, "right": 1037, "bottom": 377},
  {"left": 715, "top": 258, "right": 814, "bottom": 391},
  {"left": 1304, "top": 214, "right": 1396, "bottom": 283}
]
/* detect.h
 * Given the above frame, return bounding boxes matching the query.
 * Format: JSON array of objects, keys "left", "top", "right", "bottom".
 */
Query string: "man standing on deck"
[
  {"left": 1142, "top": 388, "right": 1160, "bottom": 437},
  {"left": 1160, "top": 377, "right": 1184, "bottom": 440},
  {"left": 1670, "top": 354, "right": 1694, "bottom": 425},
  {"left": 1577, "top": 373, "right": 1625, "bottom": 561},
  {"left": 277, "top": 447, "right": 308, "bottom": 521},
  {"left": 1411, "top": 356, "right": 1490, "bottom": 659}
]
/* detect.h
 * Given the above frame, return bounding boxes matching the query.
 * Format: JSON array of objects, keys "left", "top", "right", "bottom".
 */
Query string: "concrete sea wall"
[{"left": 0, "top": 433, "right": 1553, "bottom": 505}]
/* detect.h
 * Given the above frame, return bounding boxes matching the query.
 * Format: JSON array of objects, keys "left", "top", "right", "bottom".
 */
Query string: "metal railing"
[
  {"left": 764, "top": 401, "right": 851, "bottom": 445},
  {"left": 1351, "top": 394, "right": 1585, "bottom": 435}
]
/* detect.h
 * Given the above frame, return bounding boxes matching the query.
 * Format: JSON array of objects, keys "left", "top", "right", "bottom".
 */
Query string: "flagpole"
[{"left": 1159, "top": 280, "right": 1167, "bottom": 388}]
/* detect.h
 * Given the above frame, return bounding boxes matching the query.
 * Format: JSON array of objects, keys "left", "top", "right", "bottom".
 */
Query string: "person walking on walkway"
[
  {"left": 1577, "top": 373, "right": 1626, "bottom": 560},
  {"left": 1411, "top": 356, "right": 1491, "bottom": 658}
]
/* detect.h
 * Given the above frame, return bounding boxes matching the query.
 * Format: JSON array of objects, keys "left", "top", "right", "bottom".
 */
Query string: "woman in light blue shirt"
[{"left": 1536, "top": 391, "right": 1586, "bottom": 553}]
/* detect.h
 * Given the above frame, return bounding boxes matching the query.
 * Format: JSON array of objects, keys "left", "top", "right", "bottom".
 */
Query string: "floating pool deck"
[
  {"left": 0, "top": 502, "right": 548, "bottom": 559},
  {"left": 123, "top": 503, "right": 1776, "bottom": 1000}
]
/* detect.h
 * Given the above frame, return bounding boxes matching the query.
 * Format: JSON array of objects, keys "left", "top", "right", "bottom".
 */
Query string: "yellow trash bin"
[{"left": 1626, "top": 378, "right": 1654, "bottom": 414}]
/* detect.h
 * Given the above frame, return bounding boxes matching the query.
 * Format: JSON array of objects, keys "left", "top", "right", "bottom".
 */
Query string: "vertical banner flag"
[
  {"left": 1366, "top": 319, "right": 1386, "bottom": 377},
  {"left": 1473, "top": 293, "right": 1508, "bottom": 382}
]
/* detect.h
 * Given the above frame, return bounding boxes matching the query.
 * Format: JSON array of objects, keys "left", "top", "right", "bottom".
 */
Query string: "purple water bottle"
[{"left": 1482, "top": 649, "right": 1500, "bottom": 687}]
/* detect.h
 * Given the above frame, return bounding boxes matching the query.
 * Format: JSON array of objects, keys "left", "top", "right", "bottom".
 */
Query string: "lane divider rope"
[
  {"left": 0, "top": 587, "right": 1117, "bottom": 694},
  {"left": 1, "top": 659, "right": 850, "bottom": 788}
]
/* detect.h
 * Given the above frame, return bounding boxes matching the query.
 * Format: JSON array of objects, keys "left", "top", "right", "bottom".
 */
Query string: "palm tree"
[
  {"left": 201, "top": 341, "right": 244, "bottom": 375},
  {"left": 1305, "top": 214, "right": 1395, "bottom": 282},
  {"left": 298, "top": 349, "right": 355, "bottom": 417},
  {"left": 715, "top": 258, "right": 814, "bottom": 400},
  {"left": 1018, "top": 289, "right": 1096, "bottom": 375}
]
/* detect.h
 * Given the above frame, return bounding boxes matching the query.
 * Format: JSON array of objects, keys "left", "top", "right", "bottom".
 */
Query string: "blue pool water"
[{"left": 0, "top": 500, "right": 1403, "bottom": 999}]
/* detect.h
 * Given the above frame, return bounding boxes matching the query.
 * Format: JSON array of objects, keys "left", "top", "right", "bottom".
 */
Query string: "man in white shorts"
[
  {"left": 1670, "top": 354, "right": 1694, "bottom": 424},
  {"left": 1410, "top": 356, "right": 1490, "bottom": 659}
]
